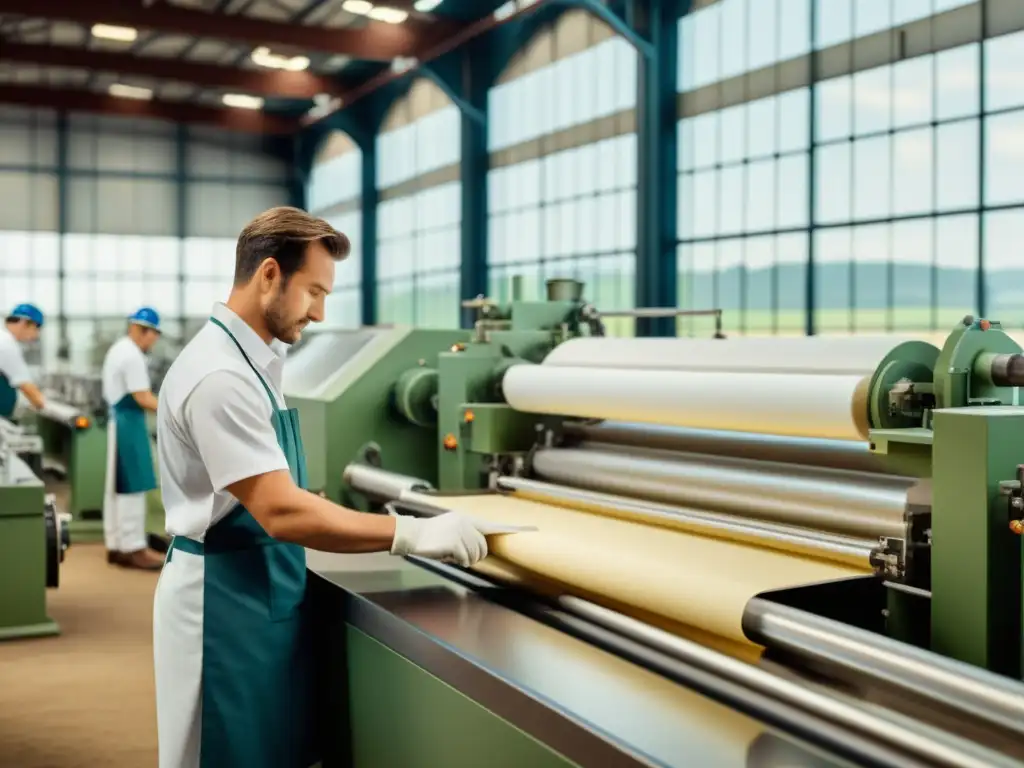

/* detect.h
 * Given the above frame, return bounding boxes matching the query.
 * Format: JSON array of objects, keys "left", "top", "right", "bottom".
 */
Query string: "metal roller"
[
  {"left": 343, "top": 463, "right": 434, "bottom": 501},
  {"left": 562, "top": 422, "right": 894, "bottom": 476},
  {"left": 742, "top": 599, "right": 1024, "bottom": 742},
  {"left": 541, "top": 335, "right": 937, "bottom": 376},
  {"left": 502, "top": 364, "right": 876, "bottom": 441},
  {"left": 406, "top": 551, "right": 1016, "bottom": 768},
  {"left": 498, "top": 476, "right": 877, "bottom": 569},
  {"left": 531, "top": 444, "right": 912, "bottom": 540}
]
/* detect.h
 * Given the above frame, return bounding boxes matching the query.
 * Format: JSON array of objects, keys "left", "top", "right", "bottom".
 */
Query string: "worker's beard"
[{"left": 265, "top": 293, "right": 303, "bottom": 344}]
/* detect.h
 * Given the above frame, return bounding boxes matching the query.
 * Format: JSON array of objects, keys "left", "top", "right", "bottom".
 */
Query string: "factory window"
[
  {"left": 487, "top": 10, "right": 638, "bottom": 335},
  {"left": 375, "top": 78, "right": 461, "bottom": 328},
  {"left": 307, "top": 131, "right": 362, "bottom": 328},
  {"left": 676, "top": 1, "right": 1024, "bottom": 338}
]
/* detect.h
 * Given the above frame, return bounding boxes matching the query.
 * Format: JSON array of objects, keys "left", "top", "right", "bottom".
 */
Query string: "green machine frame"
[
  {"left": 30, "top": 412, "right": 107, "bottom": 540},
  {"left": 866, "top": 316, "right": 1024, "bottom": 677},
  {"left": 0, "top": 454, "right": 60, "bottom": 640},
  {"left": 286, "top": 326, "right": 470, "bottom": 506},
  {"left": 330, "top": 301, "right": 1024, "bottom": 682}
]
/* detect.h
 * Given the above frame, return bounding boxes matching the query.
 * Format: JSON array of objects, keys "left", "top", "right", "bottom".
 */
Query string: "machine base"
[
  {"left": 0, "top": 617, "right": 60, "bottom": 642},
  {"left": 308, "top": 552, "right": 848, "bottom": 768}
]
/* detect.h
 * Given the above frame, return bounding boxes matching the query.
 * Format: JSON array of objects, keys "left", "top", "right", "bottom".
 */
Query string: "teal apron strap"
[{"left": 209, "top": 317, "right": 280, "bottom": 412}]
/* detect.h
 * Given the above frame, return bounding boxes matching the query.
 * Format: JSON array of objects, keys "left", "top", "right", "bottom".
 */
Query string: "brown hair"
[{"left": 234, "top": 206, "right": 350, "bottom": 286}]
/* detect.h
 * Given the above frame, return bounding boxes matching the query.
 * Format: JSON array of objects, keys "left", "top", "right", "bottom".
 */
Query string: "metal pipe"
[
  {"left": 980, "top": 352, "right": 1024, "bottom": 388},
  {"left": 407, "top": 554, "right": 1013, "bottom": 768},
  {"left": 497, "top": 476, "right": 876, "bottom": 569},
  {"left": 531, "top": 445, "right": 911, "bottom": 540},
  {"left": 561, "top": 597, "right": 1013, "bottom": 768},
  {"left": 343, "top": 464, "right": 433, "bottom": 501},
  {"left": 742, "top": 598, "right": 1024, "bottom": 741},
  {"left": 563, "top": 421, "right": 894, "bottom": 476}
]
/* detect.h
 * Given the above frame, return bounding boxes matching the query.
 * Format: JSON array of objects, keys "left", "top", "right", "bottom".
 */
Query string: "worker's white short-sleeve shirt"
[
  {"left": 101, "top": 336, "right": 152, "bottom": 406},
  {"left": 0, "top": 326, "right": 31, "bottom": 388},
  {"left": 157, "top": 303, "right": 291, "bottom": 540}
]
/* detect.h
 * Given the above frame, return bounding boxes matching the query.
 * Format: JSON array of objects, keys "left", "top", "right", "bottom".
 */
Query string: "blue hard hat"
[
  {"left": 129, "top": 307, "right": 161, "bottom": 332},
  {"left": 9, "top": 303, "right": 43, "bottom": 327}
]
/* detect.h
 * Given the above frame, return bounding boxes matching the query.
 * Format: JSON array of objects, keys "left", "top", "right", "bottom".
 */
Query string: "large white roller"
[
  {"left": 543, "top": 335, "right": 922, "bottom": 376},
  {"left": 502, "top": 365, "right": 869, "bottom": 441}
]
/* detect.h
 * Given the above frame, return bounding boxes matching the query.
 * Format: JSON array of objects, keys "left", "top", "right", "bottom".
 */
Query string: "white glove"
[{"left": 390, "top": 512, "right": 536, "bottom": 568}]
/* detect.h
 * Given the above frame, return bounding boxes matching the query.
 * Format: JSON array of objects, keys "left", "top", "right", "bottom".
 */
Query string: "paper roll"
[
  {"left": 404, "top": 492, "right": 867, "bottom": 647},
  {"left": 503, "top": 365, "right": 871, "bottom": 441},
  {"left": 543, "top": 335, "right": 922, "bottom": 376}
]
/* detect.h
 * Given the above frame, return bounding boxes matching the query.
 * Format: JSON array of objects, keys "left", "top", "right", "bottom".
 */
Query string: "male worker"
[
  {"left": 0, "top": 303, "right": 46, "bottom": 420},
  {"left": 153, "top": 207, "right": 528, "bottom": 768},
  {"left": 101, "top": 307, "right": 164, "bottom": 570}
]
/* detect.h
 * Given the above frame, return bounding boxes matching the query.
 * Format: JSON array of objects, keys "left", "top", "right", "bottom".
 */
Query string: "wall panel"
[
  {"left": 487, "top": 10, "right": 638, "bottom": 336},
  {"left": 0, "top": 107, "right": 291, "bottom": 370}
]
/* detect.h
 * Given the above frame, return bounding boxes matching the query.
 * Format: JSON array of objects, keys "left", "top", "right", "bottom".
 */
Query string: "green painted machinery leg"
[
  {"left": 931, "top": 407, "right": 1024, "bottom": 677},
  {"left": 69, "top": 425, "right": 107, "bottom": 518},
  {"left": 0, "top": 486, "right": 59, "bottom": 641}
]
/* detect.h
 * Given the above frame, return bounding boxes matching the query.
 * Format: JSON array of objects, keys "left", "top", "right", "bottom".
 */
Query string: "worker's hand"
[{"left": 390, "top": 512, "right": 535, "bottom": 567}]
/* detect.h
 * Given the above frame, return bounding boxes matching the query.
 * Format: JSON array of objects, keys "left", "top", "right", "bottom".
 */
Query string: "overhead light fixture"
[
  {"left": 108, "top": 83, "right": 152, "bottom": 100},
  {"left": 222, "top": 93, "right": 265, "bottom": 110},
  {"left": 343, "top": 1, "right": 409, "bottom": 22},
  {"left": 250, "top": 46, "right": 310, "bottom": 72},
  {"left": 91, "top": 23, "right": 138, "bottom": 43},
  {"left": 413, "top": 0, "right": 443, "bottom": 10},
  {"left": 368, "top": 7, "right": 408, "bottom": 23},
  {"left": 341, "top": 0, "right": 374, "bottom": 14}
]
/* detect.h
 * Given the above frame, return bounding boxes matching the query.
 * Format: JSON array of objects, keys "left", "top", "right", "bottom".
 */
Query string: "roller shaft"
[
  {"left": 503, "top": 364, "right": 870, "bottom": 441},
  {"left": 498, "top": 476, "right": 877, "bottom": 569},
  {"left": 564, "top": 422, "right": 893, "bottom": 476},
  {"left": 743, "top": 599, "right": 1024, "bottom": 741},
  {"left": 343, "top": 464, "right": 433, "bottom": 500},
  {"left": 531, "top": 445, "right": 910, "bottom": 540},
  {"left": 542, "top": 335, "right": 925, "bottom": 375}
]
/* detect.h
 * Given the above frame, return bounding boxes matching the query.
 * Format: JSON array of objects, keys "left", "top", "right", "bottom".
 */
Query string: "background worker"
[
  {"left": 101, "top": 307, "right": 164, "bottom": 570},
  {"left": 0, "top": 303, "right": 46, "bottom": 420},
  {"left": 153, "top": 207, "right": 529, "bottom": 768}
]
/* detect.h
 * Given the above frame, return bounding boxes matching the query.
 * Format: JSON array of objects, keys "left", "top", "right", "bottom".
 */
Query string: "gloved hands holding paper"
[{"left": 390, "top": 510, "right": 536, "bottom": 567}]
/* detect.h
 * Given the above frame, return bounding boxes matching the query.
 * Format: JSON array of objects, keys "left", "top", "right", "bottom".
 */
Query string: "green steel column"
[
  {"left": 805, "top": 0, "right": 818, "bottom": 336},
  {"left": 632, "top": 0, "right": 680, "bottom": 337},
  {"left": 458, "top": 49, "right": 489, "bottom": 329},
  {"left": 289, "top": 136, "right": 307, "bottom": 210},
  {"left": 56, "top": 111, "right": 69, "bottom": 361},
  {"left": 361, "top": 139, "right": 378, "bottom": 326},
  {"left": 175, "top": 124, "right": 188, "bottom": 338},
  {"left": 976, "top": 0, "right": 988, "bottom": 320}
]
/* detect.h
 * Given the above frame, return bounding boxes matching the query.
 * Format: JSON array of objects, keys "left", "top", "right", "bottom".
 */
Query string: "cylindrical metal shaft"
[
  {"left": 531, "top": 444, "right": 911, "bottom": 539},
  {"left": 498, "top": 476, "right": 876, "bottom": 569},
  {"left": 742, "top": 599, "right": 1024, "bottom": 741},
  {"left": 342, "top": 464, "right": 433, "bottom": 501},
  {"left": 981, "top": 352, "right": 1024, "bottom": 387},
  {"left": 560, "top": 597, "right": 1013, "bottom": 768},
  {"left": 563, "top": 421, "right": 894, "bottom": 476},
  {"left": 413, "top": 555, "right": 1014, "bottom": 768}
]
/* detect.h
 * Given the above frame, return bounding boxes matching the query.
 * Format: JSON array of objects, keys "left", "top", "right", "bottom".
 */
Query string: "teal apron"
[
  {"left": 112, "top": 394, "right": 158, "bottom": 494},
  {"left": 0, "top": 372, "right": 16, "bottom": 420},
  {"left": 167, "top": 317, "right": 317, "bottom": 768}
]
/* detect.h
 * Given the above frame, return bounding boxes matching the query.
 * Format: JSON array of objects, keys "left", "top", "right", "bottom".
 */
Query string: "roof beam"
[
  {"left": 0, "top": 0, "right": 452, "bottom": 61},
  {"left": 0, "top": 83, "right": 299, "bottom": 134},
  {"left": 0, "top": 42, "right": 348, "bottom": 99}
]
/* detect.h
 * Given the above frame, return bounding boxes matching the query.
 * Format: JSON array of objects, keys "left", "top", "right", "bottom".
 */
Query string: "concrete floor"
[{"left": 0, "top": 543, "right": 161, "bottom": 768}]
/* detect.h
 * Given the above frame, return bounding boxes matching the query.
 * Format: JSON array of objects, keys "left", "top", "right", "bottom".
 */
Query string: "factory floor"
[{"left": 0, "top": 543, "right": 160, "bottom": 768}]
